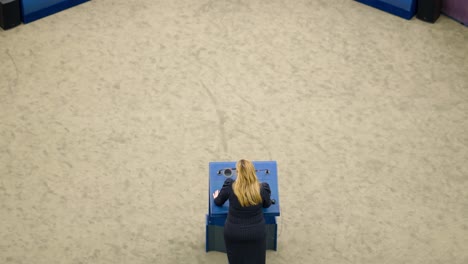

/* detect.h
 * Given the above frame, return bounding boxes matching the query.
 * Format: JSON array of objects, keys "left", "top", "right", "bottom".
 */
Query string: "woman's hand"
[{"left": 213, "top": 190, "right": 220, "bottom": 199}]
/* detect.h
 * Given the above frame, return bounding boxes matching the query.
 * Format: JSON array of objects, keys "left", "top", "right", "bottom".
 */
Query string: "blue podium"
[
  {"left": 21, "top": 0, "right": 89, "bottom": 23},
  {"left": 206, "top": 161, "right": 281, "bottom": 252}
]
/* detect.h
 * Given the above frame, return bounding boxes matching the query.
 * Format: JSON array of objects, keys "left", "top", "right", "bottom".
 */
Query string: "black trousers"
[{"left": 223, "top": 221, "right": 267, "bottom": 264}]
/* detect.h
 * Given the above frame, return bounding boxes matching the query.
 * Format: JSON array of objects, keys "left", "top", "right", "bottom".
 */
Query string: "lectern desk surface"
[{"left": 208, "top": 161, "right": 280, "bottom": 217}]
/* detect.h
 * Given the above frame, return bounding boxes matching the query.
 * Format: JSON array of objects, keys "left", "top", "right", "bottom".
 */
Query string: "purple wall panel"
[{"left": 442, "top": 0, "right": 468, "bottom": 25}]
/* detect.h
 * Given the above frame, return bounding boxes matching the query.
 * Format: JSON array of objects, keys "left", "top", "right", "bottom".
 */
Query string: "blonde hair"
[{"left": 233, "top": 159, "right": 262, "bottom": 207}]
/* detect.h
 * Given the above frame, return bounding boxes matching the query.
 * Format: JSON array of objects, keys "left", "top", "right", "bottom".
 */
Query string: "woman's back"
[
  {"left": 222, "top": 179, "right": 270, "bottom": 225},
  {"left": 214, "top": 178, "right": 271, "bottom": 241}
]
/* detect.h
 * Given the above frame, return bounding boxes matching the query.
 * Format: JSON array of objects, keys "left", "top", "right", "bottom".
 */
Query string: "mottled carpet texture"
[{"left": 1, "top": 0, "right": 467, "bottom": 263}]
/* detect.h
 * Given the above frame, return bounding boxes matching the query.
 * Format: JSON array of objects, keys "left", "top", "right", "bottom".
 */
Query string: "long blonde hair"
[{"left": 233, "top": 159, "right": 262, "bottom": 207}]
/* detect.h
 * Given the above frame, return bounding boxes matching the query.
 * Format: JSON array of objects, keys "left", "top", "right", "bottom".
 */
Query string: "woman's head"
[
  {"left": 236, "top": 159, "right": 257, "bottom": 184},
  {"left": 233, "top": 159, "right": 262, "bottom": 207}
]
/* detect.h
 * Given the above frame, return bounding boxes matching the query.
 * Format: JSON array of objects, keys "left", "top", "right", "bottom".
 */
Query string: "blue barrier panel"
[
  {"left": 21, "top": 0, "right": 89, "bottom": 23},
  {"left": 356, "top": 0, "right": 416, "bottom": 20}
]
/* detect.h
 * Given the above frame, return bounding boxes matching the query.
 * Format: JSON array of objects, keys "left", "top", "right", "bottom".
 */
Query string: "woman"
[{"left": 213, "top": 159, "right": 272, "bottom": 264}]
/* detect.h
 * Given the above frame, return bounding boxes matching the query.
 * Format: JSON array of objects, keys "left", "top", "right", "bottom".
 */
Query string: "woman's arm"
[
  {"left": 214, "top": 178, "right": 233, "bottom": 206},
  {"left": 261, "top": 182, "right": 272, "bottom": 208}
]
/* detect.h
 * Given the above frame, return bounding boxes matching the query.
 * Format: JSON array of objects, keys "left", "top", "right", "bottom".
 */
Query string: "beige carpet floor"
[{"left": 1, "top": 0, "right": 467, "bottom": 263}]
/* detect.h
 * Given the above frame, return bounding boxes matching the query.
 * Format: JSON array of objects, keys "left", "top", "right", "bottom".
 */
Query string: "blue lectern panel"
[
  {"left": 21, "top": 0, "right": 90, "bottom": 23},
  {"left": 209, "top": 161, "right": 280, "bottom": 217},
  {"left": 356, "top": 0, "right": 416, "bottom": 20},
  {"left": 380, "top": 0, "right": 412, "bottom": 9}
]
